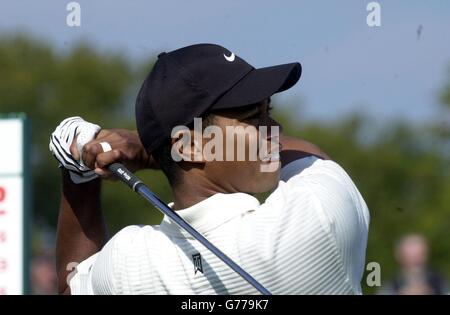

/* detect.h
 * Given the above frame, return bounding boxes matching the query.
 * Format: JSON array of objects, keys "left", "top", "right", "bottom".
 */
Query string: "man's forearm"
[{"left": 56, "top": 170, "right": 108, "bottom": 294}]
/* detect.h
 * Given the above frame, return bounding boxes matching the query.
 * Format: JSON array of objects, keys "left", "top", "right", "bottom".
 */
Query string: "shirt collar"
[{"left": 159, "top": 192, "right": 260, "bottom": 238}]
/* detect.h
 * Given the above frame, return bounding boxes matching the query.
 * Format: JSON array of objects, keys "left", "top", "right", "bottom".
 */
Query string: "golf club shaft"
[{"left": 108, "top": 162, "right": 271, "bottom": 295}]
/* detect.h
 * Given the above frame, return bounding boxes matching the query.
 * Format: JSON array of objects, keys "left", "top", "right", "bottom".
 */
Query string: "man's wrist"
[{"left": 61, "top": 169, "right": 102, "bottom": 211}]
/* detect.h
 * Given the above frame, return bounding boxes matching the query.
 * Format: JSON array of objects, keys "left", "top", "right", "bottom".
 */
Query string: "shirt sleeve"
[
  {"left": 281, "top": 157, "right": 370, "bottom": 292},
  {"left": 69, "top": 225, "right": 144, "bottom": 295},
  {"left": 68, "top": 253, "right": 99, "bottom": 295},
  {"left": 69, "top": 238, "right": 116, "bottom": 295}
]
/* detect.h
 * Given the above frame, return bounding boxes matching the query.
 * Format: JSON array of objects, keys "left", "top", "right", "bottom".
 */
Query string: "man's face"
[
  {"left": 201, "top": 98, "right": 282, "bottom": 194},
  {"left": 396, "top": 236, "right": 429, "bottom": 269}
]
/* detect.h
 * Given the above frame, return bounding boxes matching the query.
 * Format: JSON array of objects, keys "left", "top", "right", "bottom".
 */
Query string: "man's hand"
[{"left": 70, "top": 129, "right": 157, "bottom": 180}]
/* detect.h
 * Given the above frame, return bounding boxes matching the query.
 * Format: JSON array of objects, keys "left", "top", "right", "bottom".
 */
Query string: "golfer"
[{"left": 50, "top": 44, "right": 370, "bottom": 295}]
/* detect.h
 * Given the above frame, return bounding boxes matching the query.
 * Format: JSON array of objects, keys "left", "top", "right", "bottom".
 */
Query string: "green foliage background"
[{"left": 1, "top": 35, "right": 449, "bottom": 294}]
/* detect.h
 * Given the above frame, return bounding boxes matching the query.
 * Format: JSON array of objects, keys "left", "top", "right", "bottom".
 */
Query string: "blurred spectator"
[
  {"left": 30, "top": 249, "right": 57, "bottom": 295},
  {"left": 380, "top": 234, "right": 448, "bottom": 295}
]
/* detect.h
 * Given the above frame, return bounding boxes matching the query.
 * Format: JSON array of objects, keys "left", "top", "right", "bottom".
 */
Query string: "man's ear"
[{"left": 171, "top": 129, "right": 205, "bottom": 163}]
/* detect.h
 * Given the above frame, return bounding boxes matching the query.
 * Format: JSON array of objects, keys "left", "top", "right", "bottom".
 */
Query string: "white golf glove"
[{"left": 49, "top": 116, "right": 101, "bottom": 184}]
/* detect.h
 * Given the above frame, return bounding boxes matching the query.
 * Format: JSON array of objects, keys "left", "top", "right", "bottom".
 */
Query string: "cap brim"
[{"left": 212, "top": 62, "right": 301, "bottom": 110}]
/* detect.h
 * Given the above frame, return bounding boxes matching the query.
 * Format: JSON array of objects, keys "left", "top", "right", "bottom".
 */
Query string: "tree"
[
  {"left": 0, "top": 35, "right": 162, "bottom": 232},
  {"left": 2, "top": 35, "right": 449, "bottom": 294},
  {"left": 273, "top": 107, "right": 450, "bottom": 294}
]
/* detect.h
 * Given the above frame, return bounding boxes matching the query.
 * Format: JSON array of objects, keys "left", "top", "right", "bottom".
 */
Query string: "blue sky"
[{"left": 1, "top": 0, "right": 450, "bottom": 124}]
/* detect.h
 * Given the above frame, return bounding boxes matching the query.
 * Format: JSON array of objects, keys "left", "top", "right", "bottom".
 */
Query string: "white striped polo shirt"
[{"left": 69, "top": 156, "right": 370, "bottom": 295}]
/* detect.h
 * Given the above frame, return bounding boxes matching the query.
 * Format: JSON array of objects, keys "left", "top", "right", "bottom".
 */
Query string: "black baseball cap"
[{"left": 136, "top": 43, "right": 302, "bottom": 153}]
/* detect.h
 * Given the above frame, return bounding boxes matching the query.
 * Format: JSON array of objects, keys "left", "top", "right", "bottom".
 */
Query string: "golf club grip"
[{"left": 108, "top": 163, "right": 143, "bottom": 191}]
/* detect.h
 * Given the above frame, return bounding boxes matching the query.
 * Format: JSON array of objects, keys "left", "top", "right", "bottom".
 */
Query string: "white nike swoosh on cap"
[{"left": 223, "top": 52, "right": 235, "bottom": 62}]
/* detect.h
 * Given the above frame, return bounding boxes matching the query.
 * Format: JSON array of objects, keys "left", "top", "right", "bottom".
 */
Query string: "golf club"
[{"left": 108, "top": 162, "right": 272, "bottom": 295}]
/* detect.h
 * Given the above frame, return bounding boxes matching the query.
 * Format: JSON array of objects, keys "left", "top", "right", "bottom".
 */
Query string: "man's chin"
[{"left": 251, "top": 172, "right": 281, "bottom": 194}]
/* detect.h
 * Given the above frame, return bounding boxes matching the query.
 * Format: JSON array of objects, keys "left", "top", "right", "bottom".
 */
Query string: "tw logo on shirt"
[{"left": 192, "top": 253, "right": 203, "bottom": 275}]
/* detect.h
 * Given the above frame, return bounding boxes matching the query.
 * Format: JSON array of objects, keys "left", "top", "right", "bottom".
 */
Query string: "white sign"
[
  {"left": 0, "top": 120, "right": 23, "bottom": 174},
  {"left": 0, "top": 118, "right": 26, "bottom": 295}
]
